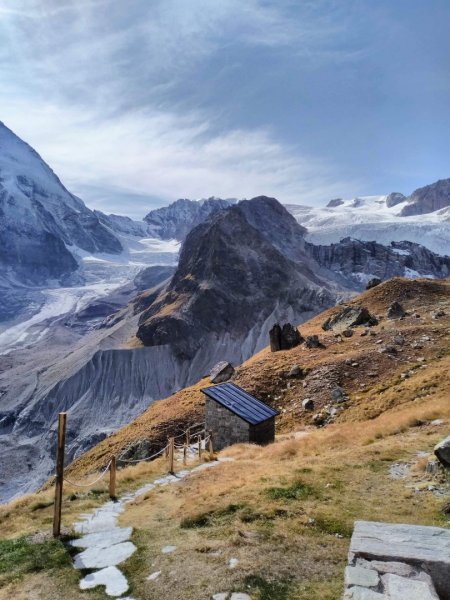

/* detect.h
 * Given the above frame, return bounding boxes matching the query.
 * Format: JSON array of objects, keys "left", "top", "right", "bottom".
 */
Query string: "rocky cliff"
[
  {"left": 400, "top": 178, "right": 450, "bottom": 216},
  {"left": 307, "top": 237, "right": 450, "bottom": 289}
]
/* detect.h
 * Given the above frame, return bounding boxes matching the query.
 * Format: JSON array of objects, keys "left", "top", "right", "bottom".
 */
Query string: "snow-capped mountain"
[
  {"left": 0, "top": 121, "right": 122, "bottom": 274},
  {"left": 0, "top": 122, "right": 127, "bottom": 322},
  {"left": 286, "top": 189, "right": 450, "bottom": 256}
]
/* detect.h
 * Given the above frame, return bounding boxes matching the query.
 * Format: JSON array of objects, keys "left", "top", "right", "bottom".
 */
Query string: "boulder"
[
  {"left": 366, "top": 278, "right": 382, "bottom": 290},
  {"left": 322, "top": 306, "right": 378, "bottom": 331},
  {"left": 434, "top": 435, "right": 450, "bottom": 468},
  {"left": 269, "top": 323, "right": 303, "bottom": 352},
  {"left": 387, "top": 301, "right": 406, "bottom": 319},
  {"left": 286, "top": 365, "right": 303, "bottom": 378},
  {"left": 302, "top": 398, "right": 314, "bottom": 410},
  {"left": 379, "top": 345, "right": 397, "bottom": 355},
  {"left": 210, "top": 362, "right": 235, "bottom": 384},
  {"left": 305, "top": 335, "right": 321, "bottom": 348},
  {"left": 331, "top": 386, "right": 346, "bottom": 402}
]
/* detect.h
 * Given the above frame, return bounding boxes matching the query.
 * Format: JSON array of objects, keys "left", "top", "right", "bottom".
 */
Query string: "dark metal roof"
[{"left": 201, "top": 382, "right": 279, "bottom": 425}]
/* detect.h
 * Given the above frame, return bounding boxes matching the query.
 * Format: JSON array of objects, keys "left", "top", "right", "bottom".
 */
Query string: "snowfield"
[{"left": 286, "top": 196, "right": 450, "bottom": 256}]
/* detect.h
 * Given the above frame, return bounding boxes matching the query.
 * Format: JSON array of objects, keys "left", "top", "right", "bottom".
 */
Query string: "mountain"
[
  {"left": 93, "top": 210, "right": 150, "bottom": 238},
  {"left": 136, "top": 197, "right": 335, "bottom": 358},
  {"left": 307, "top": 237, "right": 450, "bottom": 288},
  {"left": 0, "top": 122, "right": 123, "bottom": 321},
  {"left": 287, "top": 185, "right": 450, "bottom": 255},
  {"left": 143, "top": 197, "right": 236, "bottom": 240},
  {"left": 400, "top": 178, "right": 450, "bottom": 216}
]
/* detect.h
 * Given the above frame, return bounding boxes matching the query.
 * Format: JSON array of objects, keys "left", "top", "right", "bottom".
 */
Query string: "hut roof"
[{"left": 201, "top": 382, "right": 279, "bottom": 425}]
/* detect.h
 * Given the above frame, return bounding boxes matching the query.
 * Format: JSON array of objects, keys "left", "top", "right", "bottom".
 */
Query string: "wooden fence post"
[
  {"left": 165, "top": 440, "right": 170, "bottom": 458},
  {"left": 186, "top": 428, "right": 190, "bottom": 448},
  {"left": 183, "top": 443, "right": 187, "bottom": 465},
  {"left": 197, "top": 434, "right": 202, "bottom": 459},
  {"left": 208, "top": 429, "right": 214, "bottom": 460},
  {"left": 168, "top": 437, "right": 175, "bottom": 474},
  {"left": 53, "top": 412, "right": 67, "bottom": 538},
  {"left": 109, "top": 455, "right": 116, "bottom": 499}
]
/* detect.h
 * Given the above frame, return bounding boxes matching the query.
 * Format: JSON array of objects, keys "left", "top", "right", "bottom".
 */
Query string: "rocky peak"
[
  {"left": 326, "top": 198, "right": 344, "bottom": 208},
  {"left": 386, "top": 192, "right": 406, "bottom": 208},
  {"left": 143, "top": 197, "right": 236, "bottom": 240},
  {"left": 136, "top": 199, "right": 334, "bottom": 358},
  {"left": 400, "top": 178, "right": 450, "bottom": 216}
]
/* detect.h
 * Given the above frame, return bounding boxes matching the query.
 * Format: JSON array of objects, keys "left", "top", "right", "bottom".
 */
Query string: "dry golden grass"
[
  {"left": 115, "top": 396, "right": 449, "bottom": 600},
  {"left": 1, "top": 277, "right": 449, "bottom": 599}
]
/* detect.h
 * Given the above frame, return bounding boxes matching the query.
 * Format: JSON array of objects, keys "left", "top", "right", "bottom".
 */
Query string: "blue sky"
[{"left": 1, "top": 0, "right": 449, "bottom": 218}]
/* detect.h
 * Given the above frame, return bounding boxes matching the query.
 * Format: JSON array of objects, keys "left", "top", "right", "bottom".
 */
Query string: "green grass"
[
  {"left": 0, "top": 535, "right": 71, "bottom": 586},
  {"left": 265, "top": 480, "right": 318, "bottom": 501},
  {"left": 180, "top": 503, "right": 245, "bottom": 529},
  {"left": 243, "top": 574, "right": 295, "bottom": 600}
]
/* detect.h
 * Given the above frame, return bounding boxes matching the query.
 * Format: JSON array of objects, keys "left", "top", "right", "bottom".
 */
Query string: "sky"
[{"left": 0, "top": 0, "right": 449, "bottom": 219}]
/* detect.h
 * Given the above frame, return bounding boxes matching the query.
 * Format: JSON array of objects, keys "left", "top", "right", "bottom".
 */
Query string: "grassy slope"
[{"left": 0, "top": 277, "right": 449, "bottom": 599}]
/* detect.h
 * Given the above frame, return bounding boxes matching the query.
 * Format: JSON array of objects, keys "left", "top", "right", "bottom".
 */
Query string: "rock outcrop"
[
  {"left": 400, "top": 178, "right": 450, "bottom": 216},
  {"left": 322, "top": 306, "right": 378, "bottom": 331},
  {"left": 306, "top": 238, "right": 450, "bottom": 291},
  {"left": 269, "top": 323, "right": 303, "bottom": 352},
  {"left": 387, "top": 301, "right": 406, "bottom": 319},
  {"left": 210, "top": 362, "right": 235, "bottom": 384}
]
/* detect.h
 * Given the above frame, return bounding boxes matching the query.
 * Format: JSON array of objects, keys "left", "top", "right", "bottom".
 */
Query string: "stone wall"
[
  {"left": 344, "top": 520, "right": 450, "bottom": 599},
  {"left": 206, "top": 398, "right": 250, "bottom": 451}
]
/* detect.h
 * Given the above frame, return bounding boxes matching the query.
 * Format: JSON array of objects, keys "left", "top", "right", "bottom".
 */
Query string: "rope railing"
[
  {"left": 117, "top": 444, "right": 168, "bottom": 464},
  {"left": 63, "top": 460, "right": 112, "bottom": 488},
  {"left": 51, "top": 413, "right": 214, "bottom": 538}
]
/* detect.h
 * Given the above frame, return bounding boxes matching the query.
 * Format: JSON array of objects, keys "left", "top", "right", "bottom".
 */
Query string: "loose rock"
[
  {"left": 305, "top": 335, "right": 322, "bottom": 348},
  {"left": 366, "top": 278, "right": 382, "bottom": 290},
  {"left": 302, "top": 398, "right": 314, "bottom": 411},
  {"left": 210, "top": 362, "right": 235, "bottom": 384},
  {"left": 434, "top": 435, "right": 450, "bottom": 468},
  {"left": 387, "top": 301, "right": 406, "bottom": 319}
]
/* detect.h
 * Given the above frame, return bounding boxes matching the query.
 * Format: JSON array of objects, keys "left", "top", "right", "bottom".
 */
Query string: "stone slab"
[
  {"left": 74, "top": 541, "right": 137, "bottom": 569},
  {"left": 349, "top": 521, "right": 450, "bottom": 600},
  {"left": 356, "top": 558, "right": 415, "bottom": 578},
  {"left": 345, "top": 565, "right": 379, "bottom": 588},
  {"left": 79, "top": 566, "right": 129, "bottom": 597},
  {"left": 382, "top": 573, "right": 440, "bottom": 600},
  {"left": 71, "top": 527, "right": 132, "bottom": 549},
  {"left": 344, "top": 586, "right": 387, "bottom": 600}
]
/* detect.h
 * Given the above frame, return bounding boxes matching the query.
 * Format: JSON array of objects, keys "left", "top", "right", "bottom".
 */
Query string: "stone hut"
[{"left": 202, "top": 382, "right": 279, "bottom": 451}]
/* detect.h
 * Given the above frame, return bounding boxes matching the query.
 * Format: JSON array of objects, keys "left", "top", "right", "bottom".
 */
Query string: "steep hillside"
[{"left": 69, "top": 277, "right": 450, "bottom": 475}]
